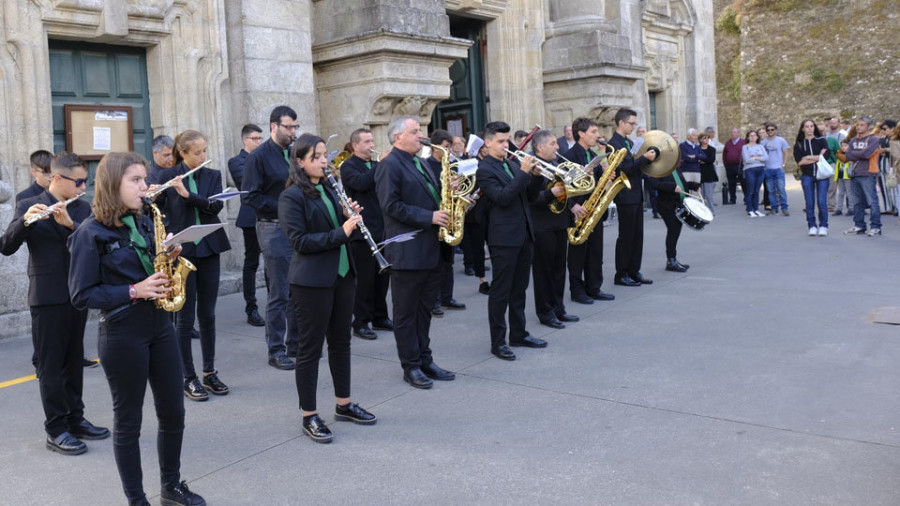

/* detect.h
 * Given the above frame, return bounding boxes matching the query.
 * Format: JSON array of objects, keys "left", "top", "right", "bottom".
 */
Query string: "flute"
[
  {"left": 322, "top": 166, "right": 391, "bottom": 273},
  {"left": 24, "top": 193, "right": 84, "bottom": 225},
  {"left": 145, "top": 159, "right": 213, "bottom": 199}
]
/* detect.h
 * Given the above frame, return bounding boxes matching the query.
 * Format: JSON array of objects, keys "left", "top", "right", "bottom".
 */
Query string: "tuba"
[
  {"left": 567, "top": 148, "right": 629, "bottom": 246},
  {"left": 428, "top": 143, "right": 477, "bottom": 246},
  {"left": 147, "top": 200, "right": 196, "bottom": 312}
]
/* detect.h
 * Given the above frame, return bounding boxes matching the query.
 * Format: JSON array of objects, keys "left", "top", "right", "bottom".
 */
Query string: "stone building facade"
[{"left": 0, "top": 0, "right": 716, "bottom": 339}]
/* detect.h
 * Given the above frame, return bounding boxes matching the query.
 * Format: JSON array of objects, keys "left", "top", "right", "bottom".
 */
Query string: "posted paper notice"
[{"left": 93, "top": 127, "right": 111, "bottom": 151}]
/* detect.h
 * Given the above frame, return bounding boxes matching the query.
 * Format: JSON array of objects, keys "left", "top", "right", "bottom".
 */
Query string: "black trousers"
[
  {"left": 436, "top": 254, "right": 455, "bottom": 306},
  {"left": 241, "top": 226, "right": 263, "bottom": 313},
  {"left": 98, "top": 302, "right": 184, "bottom": 504},
  {"left": 615, "top": 203, "right": 644, "bottom": 276},
  {"left": 488, "top": 241, "right": 533, "bottom": 348},
  {"left": 349, "top": 240, "right": 390, "bottom": 328},
  {"left": 390, "top": 266, "right": 440, "bottom": 371},
  {"left": 31, "top": 303, "right": 87, "bottom": 436},
  {"left": 725, "top": 165, "right": 741, "bottom": 203},
  {"left": 462, "top": 222, "right": 486, "bottom": 277},
  {"left": 567, "top": 222, "right": 604, "bottom": 297},
  {"left": 290, "top": 276, "right": 354, "bottom": 412},
  {"left": 659, "top": 205, "right": 683, "bottom": 259},
  {"left": 176, "top": 255, "right": 220, "bottom": 380},
  {"left": 533, "top": 229, "right": 567, "bottom": 321}
]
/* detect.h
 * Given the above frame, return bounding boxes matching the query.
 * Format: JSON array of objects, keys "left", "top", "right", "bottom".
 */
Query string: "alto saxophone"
[
  {"left": 429, "top": 143, "right": 477, "bottom": 246},
  {"left": 567, "top": 148, "right": 629, "bottom": 246},
  {"left": 147, "top": 200, "right": 196, "bottom": 312}
]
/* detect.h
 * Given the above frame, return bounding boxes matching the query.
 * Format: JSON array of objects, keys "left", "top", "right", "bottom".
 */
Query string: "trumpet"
[
  {"left": 369, "top": 148, "right": 382, "bottom": 162},
  {"left": 505, "top": 149, "right": 596, "bottom": 214},
  {"left": 24, "top": 193, "right": 84, "bottom": 225},
  {"left": 145, "top": 159, "right": 212, "bottom": 199}
]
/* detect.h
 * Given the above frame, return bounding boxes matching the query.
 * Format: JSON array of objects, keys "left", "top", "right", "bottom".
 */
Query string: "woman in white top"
[{"left": 741, "top": 130, "right": 768, "bottom": 217}]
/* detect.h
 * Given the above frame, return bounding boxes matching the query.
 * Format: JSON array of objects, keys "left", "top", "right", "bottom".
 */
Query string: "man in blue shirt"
[{"left": 761, "top": 123, "right": 791, "bottom": 215}]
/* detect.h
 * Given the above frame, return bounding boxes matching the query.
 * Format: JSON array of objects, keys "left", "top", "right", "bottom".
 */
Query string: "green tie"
[
  {"left": 586, "top": 149, "right": 593, "bottom": 162},
  {"left": 122, "top": 215, "right": 155, "bottom": 276},
  {"left": 365, "top": 161, "right": 372, "bottom": 170},
  {"left": 283, "top": 148, "right": 290, "bottom": 164},
  {"left": 625, "top": 139, "right": 632, "bottom": 151},
  {"left": 502, "top": 161, "right": 515, "bottom": 179},
  {"left": 412, "top": 157, "right": 441, "bottom": 207},
  {"left": 315, "top": 185, "right": 349, "bottom": 277},
  {"left": 186, "top": 172, "right": 201, "bottom": 245}
]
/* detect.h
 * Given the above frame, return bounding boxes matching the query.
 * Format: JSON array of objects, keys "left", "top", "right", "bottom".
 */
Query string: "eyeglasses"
[
  {"left": 766, "top": 128, "right": 776, "bottom": 132},
  {"left": 248, "top": 136, "right": 263, "bottom": 141},
  {"left": 627, "top": 121, "right": 637, "bottom": 126},
  {"left": 58, "top": 174, "right": 87, "bottom": 186},
  {"left": 278, "top": 123, "right": 300, "bottom": 131}
]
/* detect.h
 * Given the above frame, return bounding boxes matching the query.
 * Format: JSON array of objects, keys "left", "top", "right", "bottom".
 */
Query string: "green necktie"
[
  {"left": 365, "top": 161, "right": 372, "bottom": 170},
  {"left": 186, "top": 172, "right": 201, "bottom": 245},
  {"left": 502, "top": 161, "right": 515, "bottom": 179},
  {"left": 625, "top": 139, "right": 632, "bottom": 151},
  {"left": 122, "top": 215, "right": 154, "bottom": 276},
  {"left": 283, "top": 148, "right": 290, "bottom": 164},
  {"left": 412, "top": 157, "right": 441, "bottom": 207},
  {"left": 315, "top": 185, "right": 349, "bottom": 277},
  {"left": 586, "top": 149, "right": 593, "bottom": 162}
]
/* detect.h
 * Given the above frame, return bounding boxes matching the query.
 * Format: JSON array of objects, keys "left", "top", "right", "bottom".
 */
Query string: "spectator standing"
[
  {"left": 722, "top": 128, "right": 744, "bottom": 205},
  {"left": 792, "top": 119, "right": 830, "bottom": 236},
  {"left": 699, "top": 133, "right": 718, "bottom": 215},
  {"left": 742, "top": 130, "right": 768, "bottom": 218},
  {"left": 761, "top": 123, "right": 791, "bottom": 215},
  {"left": 844, "top": 116, "right": 882, "bottom": 236},
  {"left": 678, "top": 128, "right": 706, "bottom": 184}
]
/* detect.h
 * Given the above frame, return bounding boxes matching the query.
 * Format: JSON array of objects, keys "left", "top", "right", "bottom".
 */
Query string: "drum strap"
[{"left": 672, "top": 170, "right": 687, "bottom": 202}]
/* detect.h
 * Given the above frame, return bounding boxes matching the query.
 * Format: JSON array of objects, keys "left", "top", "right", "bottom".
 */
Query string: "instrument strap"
[{"left": 671, "top": 170, "right": 687, "bottom": 203}]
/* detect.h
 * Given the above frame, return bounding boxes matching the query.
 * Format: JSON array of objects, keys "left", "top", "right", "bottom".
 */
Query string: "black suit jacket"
[
  {"left": 15, "top": 181, "right": 44, "bottom": 204},
  {"left": 227, "top": 150, "right": 257, "bottom": 229},
  {"left": 340, "top": 155, "right": 385, "bottom": 242},
  {"left": 375, "top": 147, "right": 444, "bottom": 270},
  {"left": 530, "top": 156, "right": 574, "bottom": 232},
  {"left": 476, "top": 155, "right": 543, "bottom": 247},
  {"left": 1, "top": 190, "right": 91, "bottom": 306},
  {"left": 154, "top": 162, "right": 231, "bottom": 258},
  {"left": 278, "top": 183, "right": 357, "bottom": 288},
  {"left": 609, "top": 132, "right": 649, "bottom": 205}
]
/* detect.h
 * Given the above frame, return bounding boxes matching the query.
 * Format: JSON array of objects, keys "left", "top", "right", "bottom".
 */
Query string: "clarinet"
[{"left": 323, "top": 167, "right": 392, "bottom": 273}]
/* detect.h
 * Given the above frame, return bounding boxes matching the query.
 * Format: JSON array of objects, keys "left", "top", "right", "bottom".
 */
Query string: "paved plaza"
[{"left": 1, "top": 186, "right": 899, "bottom": 505}]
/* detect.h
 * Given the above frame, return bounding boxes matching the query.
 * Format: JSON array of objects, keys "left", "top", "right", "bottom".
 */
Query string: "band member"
[
  {"left": 450, "top": 136, "right": 467, "bottom": 160},
  {"left": 148, "top": 135, "right": 175, "bottom": 183},
  {"left": 16, "top": 150, "right": 52, "bottom": 203},
  {"left": 476, "top": 121, "right": 547, "bottom": 361},
  {"left": 529, "top": 130, "right": 580, "bottom": 329},
  {"left": 68, "top": 152, "right": 205, "bottom": 506},
  {"left": 242, "top": 105, "right": 301, "bottom": 370},
  {"left": 152, "top": 130, "right": 231, "bottom": 402},
  {"left": 461, "top": 137, "right": 491, "bottom": 295},
  {"left": 563, "top": 117, "right": 614, "bottom": 304},
  {"left": 340, "top": 128, "right": 393, "bottom": 340},
  {"left": 228, "top": 124, "right": 266, "bottom": 327},
  {"left": 1, "top": 152, "right": 108, "bottom": 456},
  {"left": 425, "top": 129, "right": 466, "bottom": 316},
  {"left": 279, "top": 133, "right": 377, "bottom": 444},
  {"left": 647, "top": 168, "right": 698, "bottom": 272},
  {"left": 375, "top": 115, "right": 456, "bottom": 389},
  {"left": 609, "top": 108, "right": 656, "bottom": 287}
]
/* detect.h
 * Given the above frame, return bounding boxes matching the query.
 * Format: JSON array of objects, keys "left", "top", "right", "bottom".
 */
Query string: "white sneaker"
[
  {"left": 818, "top": 227, "right": 828, "bottom": 236},
  {"left": 808, "top": 227, "right": 817, "bottom": 236},
  {"left": 748, "top": 212, "right": 757, "bottom": 218},
  {"left": 754, "top": 210, "right": 765, "bottom": 217}
]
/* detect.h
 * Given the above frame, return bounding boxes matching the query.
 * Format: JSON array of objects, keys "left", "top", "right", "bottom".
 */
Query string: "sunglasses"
[
  {"left": 58, "top": 174, "right": 87, "bottom": 186},
  {"left": 766, "top": 128, "right": 776, "bottom": 132}
]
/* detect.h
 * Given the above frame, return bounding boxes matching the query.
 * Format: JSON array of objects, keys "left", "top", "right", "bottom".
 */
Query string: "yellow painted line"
[{"left": 0, "top": 359, "right": 99, "bottom": 389}]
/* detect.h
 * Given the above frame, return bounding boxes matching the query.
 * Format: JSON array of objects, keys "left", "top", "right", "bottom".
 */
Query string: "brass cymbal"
[{"left": 634, "top": 130, "right": 681, "bottom": 178}]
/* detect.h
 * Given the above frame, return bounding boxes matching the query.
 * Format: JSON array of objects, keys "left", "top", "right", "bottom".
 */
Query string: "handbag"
[
  {"left": 816, "top": 156, "right": 834, "bottom": 180},
  {"left": 887, "top": 171, "right": 898, "bottom": 189}
]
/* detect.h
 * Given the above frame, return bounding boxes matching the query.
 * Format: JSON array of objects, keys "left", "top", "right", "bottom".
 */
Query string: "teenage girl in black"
[
  {"left": 68, "top": 152, "right": 205, "bottom": 506},
  {"left": 278, "top": 133, "right": 377, "bottom": 443}
]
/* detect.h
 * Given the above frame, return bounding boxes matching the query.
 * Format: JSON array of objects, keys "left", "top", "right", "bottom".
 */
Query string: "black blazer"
[
  {"left": 1, "top": 190, "right": 91, "bottom": 306},
  {"left": 278, "top": 183, "right": 357, "bottom": 288},
  {"left": 375, "top": 147, "right": 443, "bottom": 270},
  {"left": 15, "top": 181, "right": 44, "bottom": 204},
  {"left": 476, "top": 155, "right": 543, "bottom": 247},
  {"left": 530, "top": 156, "right": 574, "bottom": 232},
  {"left": 608, "top": 132, "right": 649, "bottom": 205},
  {"left": 154, "top": 162, "right": 231, "bottom": 258},
  {"left": 340, "top": 155, "right": 385, "bottom": 242},
  {"left": 227, "top": 150, "right": 257, "bottom": 229}
]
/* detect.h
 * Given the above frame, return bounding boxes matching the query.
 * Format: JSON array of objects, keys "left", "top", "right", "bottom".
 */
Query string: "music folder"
[{"left": 163, "top": 223, "right": 225, "bottom": 247}]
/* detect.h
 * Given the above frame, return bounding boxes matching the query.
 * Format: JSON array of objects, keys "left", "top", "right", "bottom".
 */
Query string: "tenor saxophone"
[
  {"left": 147, "top": 200, "right": 196, "bottom": 312},
  {"left": 567, "top": 148, "right": 629, "bottom": 246},
  {"left": 428, "top": 143, "right": 477, "bottom": 246}
]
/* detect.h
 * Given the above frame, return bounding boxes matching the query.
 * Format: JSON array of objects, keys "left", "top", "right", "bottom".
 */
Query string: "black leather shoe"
[
  {"left": 614, "top": 275, "right": 641, "bottom": 287},
  {"left": 491, "top": 345, "right": 517, "bottom": 361},
  {"left": 666, "top": 258, "right": 687, "bottom": 272},
  {"left": 588, "top": 290, "right": 615, "bottom": 301},
  {"left": 246, "top": 309, "right": 265, "bottom": 327},
  {"left": 82, "top": 357, "right": 99, "bottom": 368},
  {"left": 335, "top": 402, "right": 377, "bottom": 425},
  {"left": 464, "top": 266, "right": 475, "bottom": 276},
  {"left": 268, "top": 355, "right": 295, "bottom": 370},
  {"left": 353, "top": 326, "right": 378, "bottom": 340},
  {"left": 46, "top": 432, "right": 87, "bottom": 455},
  {"left": 557, "top": 313, "right": 579, "bottom": 323},
  {"left": 675, "top": 259, "right": 690, "bottom": 270},
  {"left": 441, "top": 299, "right": 466, "bottom": 310},
  {"left": 161, "top": 480, "right": 206, "bottom": 506},
  {"left": 431, "top": 306, "right": 444, "bottom": 318},
  {"left": 67, "top": 419, "right": 110, "bottom": 440},
  {"left": 184, "top": 378, "right": 209, "bottom": 402},
  {"left": 510, "top": 335, "right": 548, "bottom": 348},
  {"left": 403, "top": 368, "right": 434, "bottom": 389},
  {"left": 571, "top": 293, "right": 594, "bottom": 304},
  {"left": 479, "top": 281, "right": 490, "bottom": 295},
  {"left": 371, "top": 318, "right": 394, "bottom": 331},
  {"left": 540, "top": 318, "right": 565, "bottom": 329},
  {"left": 301, "top": 414, "right": 334, "bottom": 443},
  {"left": 202, "top": 371, "right": 229, "bottom": 395},
  {"left": 631, "top": 272, "right": 653, "bottom": 284},
  {"left": 421, "top": 362, "right": 456, "bottom": 381}
]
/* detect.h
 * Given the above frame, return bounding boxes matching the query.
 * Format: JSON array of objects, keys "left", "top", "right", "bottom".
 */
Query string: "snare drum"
[{"left": 675, "top": 196, "right": 714, "bottom": 231}]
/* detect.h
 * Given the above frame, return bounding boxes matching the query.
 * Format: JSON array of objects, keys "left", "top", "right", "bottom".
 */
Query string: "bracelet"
[{"left": 129, "top": 284, "right": 137, "bottom": 301}]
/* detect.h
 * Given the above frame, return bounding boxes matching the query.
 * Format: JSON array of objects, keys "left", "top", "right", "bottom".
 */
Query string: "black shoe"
[
  {"left": 371, "top": 318, "right": 394, "bottom": 331},
  {"left": 403, "top": 368, "right": 434, "bottom": 389},
  {"left": 202, "top": 371, "right": 229, "bottom": 395},
  {"left": 82, "top": 357, "right": 98, "bottom": 368},
  {"left": 421, "top": 362, "right": 456, "bottom": 381},
  {"left": 557, "top": 313, "right": 580, "bottom": 323},
  {"left": 540, "top": 318, "right": 565, "bottom": 329},
  {"left": 484, "top": 265, "right": 491, "bottom": 271},
  {"left": 666, "top": 258, "right": 687, "bottom": 272},
  {"left": 675, "top": 259, "right": 690, "bottom": 270},
  {"left": 184, "top": 378, "right": 209, "bottom": 402},
  {"left": 614, "top": 275, "right": 641, "bottom": 287},
  {"left": 441, "top": 299, "right": 466, "bottom": 310},
  {"left": 302, "top": 414, "right": 334, "bottom": 443},
  {"left": 588, "top": 290, "right": 615, "bottom": 301},
  {"left": 246, "top": 309, "right": 265, "bottom": 327},
  {"left": 464, "top": 266, "right": 475, "bottom": 276},
  {"left": 832, "top": 210, "right": 842, "bottom": 216},
  {"left": 431, "top": 306, "right": 444, "bottom": 318},
  {"left": 268, "top": 355, "right": 296, "bottom": 370},
  {"left": 46, "top": 432, "right": 87, "bottom": 455},
  {"left": 67, "top": 419, "right": 110, "bottom": 440},
  {"left": 191, "top": 328, "right": 200, "bottom": 340},
  {"left": 335, "top": 402, "right": 377, "bottom": 425},
  {"left": 353, "top": 326, "right": 378, "bottom": 340},
  {"left": 652, "top": 212, "right": 661, "bottom": 219},
  {"left": 286, "top": 349, "right": 299, "bottom": 359},
  {"left": 491, "top": 345, "right": 517, "bottom": 361},
  {"left": 631, "top": 272, "right": 653, "bottom": 284},
  {"left": 161, "top": 480, "right": 206, "bottom": 506},
  {"left": 510, "top": 335, "right": 548, "bottom": 348},
  {"left": 478, "top": 281, "right": 491, "bottom": 295},
  {"left": 571, "top": 293, "right": 594, "bottom": 304}
]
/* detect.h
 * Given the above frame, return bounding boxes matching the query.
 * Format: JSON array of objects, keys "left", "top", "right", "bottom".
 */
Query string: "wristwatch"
[{"left": 129, "top": 284, "right": 137, "bottom": 301}]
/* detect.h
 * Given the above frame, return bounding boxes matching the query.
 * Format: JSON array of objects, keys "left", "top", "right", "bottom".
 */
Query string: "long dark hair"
[
  {"left": 287, "top": 133, "right": 324, "bottom": 199},
  {"left": 794, "top": 119, "right": 822, "bottom": 144}
]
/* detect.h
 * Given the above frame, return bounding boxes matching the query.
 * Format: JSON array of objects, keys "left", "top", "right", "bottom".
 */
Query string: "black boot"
[
  {"left": 675, "top": 258, "right": 690, "bottom": 270},
  {"left": 666, "top": 258, "right": 687, "bottom": 272}
]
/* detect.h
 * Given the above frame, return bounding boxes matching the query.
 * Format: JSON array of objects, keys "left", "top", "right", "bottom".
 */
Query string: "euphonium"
[
  {"left": 429, "top": 143, "right": 477, "bottom": 246},
  {"left": 147, "top": 200, "right": 196, "bottom": 312},
  {"left": 567, "top": 148, "right": 629, "bottom": 246}
]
